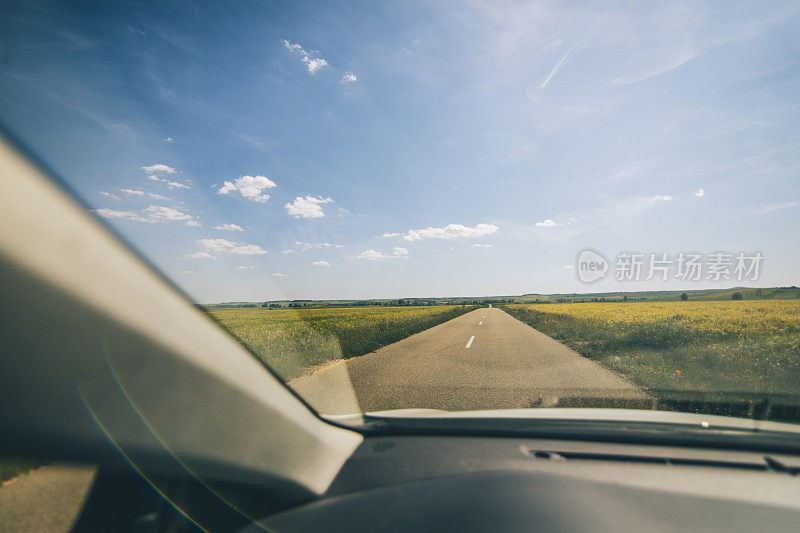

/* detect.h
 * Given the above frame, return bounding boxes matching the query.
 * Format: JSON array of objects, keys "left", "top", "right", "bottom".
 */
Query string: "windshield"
[{"left": 1, "top": 1, "right": 799, "bottom": 424}]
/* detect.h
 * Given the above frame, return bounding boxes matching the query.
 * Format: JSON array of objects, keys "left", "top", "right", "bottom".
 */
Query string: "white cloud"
[
  {"left": 217, "top": 175, "right": 276, "bottom": 203},
  {"left": 650, "top": 195, "right": 673, "bottom": 203},
  {"left": 693, "top": 188, "right": 705, "bottom": 198},
  {"left": 142, "top": 165, "right": 191, "bottom": 189},
  {"left": 285, "top": 196, "right": 334, "bottom": 218},
  {"left": 214, "top": 223, "right": 244, "bottom": 232},
  {"left": 145, "top": 205, "right": 193, "bottom": 222},
  {"left": 402, "top": 223, "right": 499, "bottom": 241},
  {"left": 120, "top": 188, "right": 145, "bottom": 196},
  {"left": 164, "top": 137, "right": 175, "bottom": 143},
  {"left": 147, "top": 176, "right": 191, "bottom": 189},
  {"left": 199, "top": 238, "right": 236, "bottom": 252},
  {"left": 180, "top": 270, "right": 195, "bottom": 274},
  {"left": 357, "top": 250, "right": 385, "bottom": 260},
  {"left": 753, "top": 201, "right": 798, "bottom": 214},
  {"left": 283, "top": 39, "right": 328, "bottom": 74},
  {"left": 237, "top": 265, "right": 254, "bottom": 270},
  {"left": 313, "top": 260, "right": 331, "bottom": 267},
  {"left": 148, "top": 192, "right": 169, "bottom": 200},
  {"left": 304, "top": 57, "right": 328, "bottom": 73},
  {"left": 198, "top": 238, "right": 267, "bottom": 255},
  {"left": 282, "top": 40, "right": 303, "bottom": 53},
  {"left": 282, "top": 241, "right": 333, "bottom": 254},
  {"left": 99, "top": 191, "right": 120, "bottom": 200},
  {"left": 272, "top": 272, "right": 288, "bottom": 277},
  {"left": 378, "top": 232, "right": 402, "bottom": 239},
  {"left": 336, "top": 207, "right": 350, "bottom": 217},
  {"left": 535, "top": 219, "right": 558, "bottom": 227},
  {"left": 95, "top": 208, "right": 151, "bottom": 222},
  {"left": 472, "top": 243, "right": 492, "bottom": 248},
  {"left": 185, "top": 220, "right": 202, "bottom": 227},
  {"left": 540, "top": 39, "right": 582, "bottom": 90},
  {"left": 341, "top": 71, "right": 357, "bottom": 84},
  {"left": 605, "top": 161, "right": 651, "bottom": 182},
  {"left": 141, "top": 163, "right": 175, "bottom": 174},
  {"left": 357, "top": 247, "right": 410, "bottom": 260},
  {"left": 185, "top": 251, "right": 214, "bottom": 259},
  {"left": 98, "top": 205, "right": 200, "bottom": 225},
  {"left": 229, "top": 244, "right": 267, "bottom": 255}
]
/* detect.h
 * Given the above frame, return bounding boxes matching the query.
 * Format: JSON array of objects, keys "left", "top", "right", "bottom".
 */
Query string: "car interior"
[{"left": 2, "top": 128, "right": 800, "bottom": 532}]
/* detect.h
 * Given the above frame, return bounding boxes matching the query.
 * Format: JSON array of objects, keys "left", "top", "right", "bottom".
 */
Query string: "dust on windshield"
[{"left": 1, "top": 1, "right": 799, "bottom": 421}]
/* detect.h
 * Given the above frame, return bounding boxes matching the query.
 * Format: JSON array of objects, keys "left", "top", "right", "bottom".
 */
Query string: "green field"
[
  {"left": 0, "top": 458, "right": 42, "bottom": 484},
  {"left": 502, "top": 301, "right": 800, "bottom": 403},
  {"left": 209, "top": 305, "right": 476, "bottom": 380}
]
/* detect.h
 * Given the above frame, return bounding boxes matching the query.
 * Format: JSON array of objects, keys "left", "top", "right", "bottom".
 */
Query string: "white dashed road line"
[{"left": 465, "top": 335, "right": 475, "bottom": 349}]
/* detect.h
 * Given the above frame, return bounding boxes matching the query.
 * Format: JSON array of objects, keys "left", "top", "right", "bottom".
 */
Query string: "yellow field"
[
  {"left": 503, "top": 300, "right": 800, "bottom": 396},
  {"left": 208, "top": 305, "right": 475, "bottom": 380},
  {"left": 524, "top": 300, "right": 800, "bottom": 341}
]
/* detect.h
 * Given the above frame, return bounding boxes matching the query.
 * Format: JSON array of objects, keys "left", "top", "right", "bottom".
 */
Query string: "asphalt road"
[
  {"left": 292, "top": 307, "right": 649, "bottom": 415},
  {"left": 0, "top": 464, "right": 96, "bottom": 532}
]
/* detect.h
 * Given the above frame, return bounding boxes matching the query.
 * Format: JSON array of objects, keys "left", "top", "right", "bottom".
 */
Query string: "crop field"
[
  {"left": 208, "top": 305, "right": 475, "bottom": 380},
  {"left": 502, "top": 300, "right": 800, "bottom": 400},
  {"left": 0, "top": 458, "right": 42, "bottom": 484}
]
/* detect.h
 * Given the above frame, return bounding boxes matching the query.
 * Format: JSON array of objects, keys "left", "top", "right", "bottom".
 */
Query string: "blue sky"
[{"left": 1, "top": 1, "right": 799, "bottom": 302}]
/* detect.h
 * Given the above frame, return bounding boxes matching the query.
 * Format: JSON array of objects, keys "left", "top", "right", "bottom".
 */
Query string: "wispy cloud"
[
  {"left": 141, "top": 163, "right": 175, "bottom": 174},
  {"left": 237, "top": 265, "right": 254, "bottom": 270},
  {"left": 283, "top": 39, "right": 328, "bottom": 74},
  {"left": 604, "top": 161, "right": 652, "bottom": 183},
  {"left": 535, "top": 219, "right": 558, "bottom": 227},
  {"left": 384, "top": 223, "right": 499, "bottom": 241},
  {"left": 540, "top": 38, "right": 582, "bottom": 90},
  {"left": 214, "top": 223, "right": 244, "bottom": 232},
  {"left": 143, "top": 165, "right": 191, "bottom": 189},
  {"left": 198, "top": 238, "right": 267, "bottom": 255},
  {"left": 99, "top": 191, "right": 120, "bottom": 200},
  {"left": 95, "top": 208, "right": 150, "bottom": 223},
  {"left": 693, "top": 188, "right": 705, "bottom": 198},
  {"left": 272, "top": 272, "right": 288, "bottom": 277},
  {"left": 313, "top": 260, "right": 331, "bottom": 267},
  {"left": 96, "top": 205, "right": 199, "bottom": 226},
  {"left": 341, "top": 71, "right": 357, "bottom": 84},
  {"left": 184, "top": 251, "right": 213, "bottom": 259},
  {"left": 357, "top": 247, "right": 409, "bottom": 260},
  {"left": 752, "top": 201, "right": 798, "bottom": 214},
  {"left": 282, "top": 241, "right": 334, "bottom": 254}
]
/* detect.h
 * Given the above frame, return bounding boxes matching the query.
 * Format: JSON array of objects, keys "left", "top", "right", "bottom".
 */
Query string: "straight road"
[
  {"left": 292, "top": 307, "right": 649, "bottom": 415},
  {"left": 0, "top": 464, "right": 96, "bottom": 532}
]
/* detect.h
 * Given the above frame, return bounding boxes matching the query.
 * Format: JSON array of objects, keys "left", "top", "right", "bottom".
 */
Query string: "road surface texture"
[
  {"left": 0, "top": 308, "right": 647, "bottom": 528},
  {"left": 0, "top": 463, "right": 96, "bottom": 532},
  {"left": 292, "top": 307, "right": 649, "bottom": 415}
]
